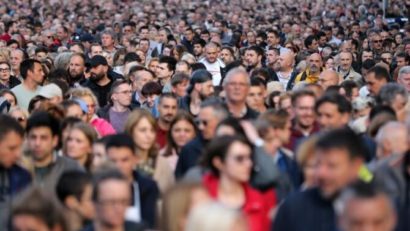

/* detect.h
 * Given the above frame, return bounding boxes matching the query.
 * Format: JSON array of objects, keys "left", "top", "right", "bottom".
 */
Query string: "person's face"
[
  {"left": 112, "top": 83, "right": 132, "bottom": 107},
  {"left": 27, "top": 127, "right": 58, "bottom": 163},
  {"left": 90, "top": 45, "right": 103, "bottom": 57},
  {"left": 396, "top": 57, "right": 406, "bottom": 68},
  {"left": 0, "top": 131, "right": 23, "bottom": 168},
  {"left": 193, "top": 44, "right": 203, "bottom": 56},
  {"left": 148, "top": 60, "right": 158, "bottom": 73},
  {"left": 107, "top": 146, "right": 137, "bottom": 179},
  {"left": 275, "top": 119, "right": 292, "bottom": 145},
  {"left": 280, "top": 98, "right": 293, "bottom": 117},
  {"left": 132, "top": 70, "right": 153, "bottom": 92},
  {"left": 319, "top": 36, "right": 327, "bottom": 46},
  {"left": 217, "top": 141, "right": 252, "bottom": 182},
  {"left": 171, "top": 119, "right": 196, "bottom": 148},
  {"left": 220, "top": 49, "right": 234, "bottom": 65},
  {"left": 0, "top": 63, "right": 11, "bottom": 81},
  {"left": 197, "top": 107, "right": 220, "bottom": 140},
  {"left": 175, "top": 63, "right": 190, "bottom": 75},
  {"left": 293, "top": 95, "right": 315, "bottom": 128},
  {"left": 35, "top": 52, "right": 47, "bottom": 61},
  {"left": 173, "top": 80, "right": 189, "bottom": 97},
  {"left": 246, "top": 86, "right": 265, "bottom": 110},
  {"left": 247, "top": 32, "right": 256, "bottom": 43},
  {"left": 245, "top": 50, "right": 260, "bottom": 67},
  {"left": 123, "top": 26, "right": 133, "bottom": 36},
  {"left": 158, "top": 30, "right": 167, "bottom": 43},
  {"left": 65, "top": 128, "right": 91, "bottom": 162},
  {"left": 267, "top": 32, "right": 279, "bottom": 46},
  {"left": 101, "top": 34, "right": 114, "bottom": 48},
  {"left": 308, "top": 54, "right": 322, "bottom": 73},
  {"left": 364, "top": 72, "right": 387, "bottom": 96},
  {"left": 12, "top": 214, "right": 53, "bottom": 231},
  {"left": 361, "top": 51, "right": 373, "bottom": 62},
  {"left": 145, "top": 94, "right": 158, "bottom": 108},
  {"left": 205, "top": 47, "right": 218, "bottom": 63},
  {"left": 10, "top": 50, "right": 23, "bottom": 71},
  {"left": 69, "top": 56, "right": 85, "bottom": 78},
  {"left": 156, "top": 63, "right": 173, "bottom": 79},
  {"left": 90, "top": 65, "right": 107, "bottom": 82},
  {"left": 140, "top": 29, "right": 149, "bottom": 39},
  {"left": 316, "top": 148, "right": 362, "bottom": 198},
  {"left": 57, "top": 27, "right": 67, "bottom": 40},
  {"left": 92, "top": 143, "right": 106, "bottom": 169},
  {"left": 158, "top": 97, "right": 178, "bottom": 123},
  {"left": 340, "top": 53, "right": 352, "bottom": 71},
  {"left": 224, "top": 73, "right": 249, "bottom": 103},
  {"left": 139, "top": 41, "right": 149, "bottom": 53},
  {"left": 3, "top": 92, "right": 16, "bottom": 106},
  {"left": 381, "top": 53, "right": 392, "bottom": 65},
  {"left": 325, "top": 58, "right": 335, "bottom": 70},
  {"left": 74, "top": 184, "right": 95, "bottom": 220},
  {"left": 372, "top": 35, "right": 383, "bottom": 50},
  {"left": 70, "top": 45, "right": 83, "bottom": 54},
  {"left": 317, "top": 102, "right": 349, "bottom": 130},
  {"left": 65, "top": 104, "right": 85, "bottom": 121},
  {"left": 198, "top": 80, "right": 214, "bottom": 99},
  {"left": 184, "top": 30, "right": 194, "bottom": 41},
  {"left": 340, "top": 195, "right": 396, "bottom": 231},
  {"left": 132, "top": 117, "right": 156, "bottom": 151},
  {"left": 81, "top": 96, "right": 96, "bottom": 119},
  {"left": 266, "top": 50, "right": 279, "bottom": 65},
  {"left": 398, "top": 73, "right": 410, "bottom": 92},
  {"left": 95, "top": 180, "right": 130, "bottom": 229},
  {"left": 309, "top": 39, "right": 319, "bottom": 51}
]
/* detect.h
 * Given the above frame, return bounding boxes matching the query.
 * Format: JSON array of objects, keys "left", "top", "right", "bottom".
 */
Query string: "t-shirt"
[
  {"left": 11, "top": 84, "right": 42, "bottom": 110},
  {"left": 109, "top": 108, "right": 130, "bottom": 133},
  {"left": 200, "top": 58, "right": 226, "bottom": 86}
]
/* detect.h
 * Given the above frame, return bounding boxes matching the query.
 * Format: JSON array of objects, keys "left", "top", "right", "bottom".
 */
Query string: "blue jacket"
[{"left": 175, "top": 135, "right": 206, "bottom": 179}]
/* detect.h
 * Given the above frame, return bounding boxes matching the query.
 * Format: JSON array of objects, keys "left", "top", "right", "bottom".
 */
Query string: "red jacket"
[{"left": 202, "top": 174, "right": 276, "bottom": 231}]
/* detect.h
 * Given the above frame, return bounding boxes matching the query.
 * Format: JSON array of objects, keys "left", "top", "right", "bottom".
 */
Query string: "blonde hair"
[
  {"left": 296, "top": 135, "right": 318, "bottom": 168},
  {"left": 68, "top": 87, "right": 100, "bottom": 109}
]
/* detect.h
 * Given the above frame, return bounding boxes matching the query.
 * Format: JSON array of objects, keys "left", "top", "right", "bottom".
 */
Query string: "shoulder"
[{"left": 56, "top": 156, "right": 84, "bottom": 171}]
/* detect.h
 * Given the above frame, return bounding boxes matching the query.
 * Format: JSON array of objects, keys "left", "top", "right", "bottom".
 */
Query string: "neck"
[
  {"left": 34, "top": 153, "right": 54, "bottom": 168},
  {"left": 159, "top": 77, "right": 170, "bottom": 86},
  {"left": 218, "top": 174, "right": 245, "bottom": 207},
  {"left": 0, "top": 78, "right": 8, "bottom": 85},
  {"left": 94, "top": 221, "right": 123, "bottom": 231},
  {"left": 137, "top": 148, "right": 149, "bottom": 163},
  {"left": 295, "top": 122, "right": 313, "bottom": 135},
  {"left": 158, "top": 119, "right": 170, "bottom": 131},
  {"left": 227, "top": 101, "right": 246, "bottom": 117},
  {"left": 111, "top": 104, "right": 128, "bottom": 112},
  {"left": 23, "top": 78, "right": 38, "bottom": 91},
  {"left": 280, "top": 68, "right": 292, "bottom": 74},
  {"left": 97, "top": 76, "right": 110, "bottom": 86},
  {"left": 76, "top": 154, "right": 88, "bottom": 168}
]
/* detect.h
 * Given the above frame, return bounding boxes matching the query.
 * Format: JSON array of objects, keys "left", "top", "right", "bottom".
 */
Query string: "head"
[
  {"left": 128, "top": 66, "right": 155, "bottom": 92},
  {"left": 90, "top": 43, "right": 103, "bottom": 58},
  {"left": 315, "top": 128, "right": 366, "bottom": 198},
  {"left": 223, "top": 68, "right": 250, "bottom": 105},
  {"left": 171, "top": 72, "right": 190, "bottom": 97},
  {"left": 307, "top": 53, "right": 323, "bottom": 74},
  {"left": 124, "top": 109, "right": 157, "bottom": 153},
  {"left": 318, "top": 69, "right": 339, "bottom": 90},
  {"left": 315, "top": 93, "right": 352, "bottom": 130},
  {"left": 379, "top": 83, "right": 408, "bottom": 121},
  {"left": 158, "top": 93, "right": 178, "bottom": 124},
  {"left": 278, "top": 50, "right": 295, "bottom": 71},
  {"left": 65, "top": 122, "right": 98, "bottom": 167},
  {"left": 205, "top": 43, "right": 219, "bottom": 63},
  {"left": 68, "top": 53, "right": 86, "bottom": 80},
  {"left": 188, "top": 69, "right": 214, "bottom": 99},
  {"left": 92, "top": 168, "right": 130, "bottom": 230},
  {"left": 397, "top": 66, "right": 410, "bottom": 92},
  {"left": 26, "top": 111, "right": 60, "bottom": 165},
  {"left": 245, "top": 46, "right": 263, "bottom": 69},
  {"left": 197, "top": 98, "right": 228, "bottom": 140},
  {"left": 89, "top": 55, "right": 109, "bottom": 83},
  {"left": 0, "top": 114, "right": 24, "bottom": 168},
  {"left": 68, "top": 87, "right": 99, "bottom": 122},
  {"left": 0, "top": 61, "right": 11, "bottom": 82},
  {"left": 364, "top": 66, "right": 390, "bottom": 96},
  {"left": 156, "top": 56, "right": 177, "bottom": 80},
  {"left": 105, "top": 134, "right": 138, "bottom": 180},
  {"left": 339, "top": 51, "right": 353, "bottom": 71},
  {"left": 56, "top": 171, "right": 94, "bottom": 221},
  {"left": 101, "top": 30, "right": 116, "bottom": 49},
  {"left": 336, "top": 182, "right": 397, "bottom": 231},
  {"left": 21, "top": 59, "right": 44, "bottom": 84},
  {"left": 204, "top": 135, "right": 253, "bottom": 183},
  {"left": 258, "top": 109, "right": 292, "bottom": 149},
  {"left": 165, "top": 111, "right": 197, "bottom": 156},
  {"left": 246, "top": 78, "right": 266, "bottom": 112},
  {"left": 193, "top": 39, "right": 206, "bottom": 57},
  {"left": 375, "top": 121, "right": 408, "bottom": 159},
  {"left": 219, "top": 47, "right": 235, "bottom": 65},
  {"left": 109, "top": 79, "right": 132, "bottom": 108},
  {"left": 292, "top": 90, "right": 316, "bottom": 129},
  {"left": 12, "top": 187, "right": 69, "bottom": 231}
]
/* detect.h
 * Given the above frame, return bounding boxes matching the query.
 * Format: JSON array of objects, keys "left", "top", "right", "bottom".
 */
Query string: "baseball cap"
[
  {"left": 38, "top": 84, "right": 63, "bottom": 99},
  {"left": 89, "top": 55, "right": 108, "bottom": 68},
  {"left": 80, "top": 33, "right": 95, "bottom": 43},
  {"left": 73, "top": 98, "right": 89, "bottom": 114}
]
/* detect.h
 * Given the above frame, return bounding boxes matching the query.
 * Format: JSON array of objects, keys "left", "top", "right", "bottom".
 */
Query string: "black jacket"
[
  {"left": 272, "top": 188, "right": 338, "bottom": 231},
  {"left": 175, "top": 135, "right": 206, "bottom": 179},
  {"left": 0, "top": 76, "right": 21, "bottom": 89},
  {"left": 133, "top": 171, "right": 159, "bottom": 228}
]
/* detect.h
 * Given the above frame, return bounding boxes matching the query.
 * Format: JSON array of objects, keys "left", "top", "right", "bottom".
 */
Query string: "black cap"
[
  {"left": 187, "top": 69, "right": 212, "bottom": 94},
  {"left": 89, "top": 55, "right": 108, "bottom": 68},
  {"left": 80, "top": 33, "right": 95, "bottom": 42}
]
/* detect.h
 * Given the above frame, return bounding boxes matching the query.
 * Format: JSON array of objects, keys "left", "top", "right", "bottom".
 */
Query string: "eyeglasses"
[
  {"left": 231, "top": 154, "right": 252, "bottom": 163},
  {"left": 0, "top": 68, "right": 10, "bottom": 72}
]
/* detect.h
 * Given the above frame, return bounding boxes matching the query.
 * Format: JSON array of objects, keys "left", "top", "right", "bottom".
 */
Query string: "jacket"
[
  {"left": 133, "top": 171, "right": 159, "bottom": 228},
  {"left": 81, "top": 221, "right": 144, "bottom": 231},
  {"left": 0, "top": 76, "right": 21, "bottom": 90},
  {"left": 203, "top": 174, "right": 275, "bottom": 231},
  {"left": 90, "top": 117, "right": 116, "bottom": 137},
  {"left": 175, "top": 135, "right": 206, "bottom": 179},
  {"left": 272, "top": 188, "right": 338, "bottom": 231},
  {"left": 293, "top": 68, "right": 322, "bottom": 85}
]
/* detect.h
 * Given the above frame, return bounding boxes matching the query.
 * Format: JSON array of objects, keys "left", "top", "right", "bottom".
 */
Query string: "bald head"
[
  {"left": 319, "top": 69, "right": 339, "bottom": 90},
  {"left": 278, "top": 50, "right": 295, "bottom": 71},
  {"left": 376, "top": 121, "right": 408, "bottom": 158}
]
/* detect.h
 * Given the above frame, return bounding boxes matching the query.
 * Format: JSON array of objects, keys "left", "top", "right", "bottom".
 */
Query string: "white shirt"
[{"left": 200, "top": 58, "right": 226, "bottom": 86}]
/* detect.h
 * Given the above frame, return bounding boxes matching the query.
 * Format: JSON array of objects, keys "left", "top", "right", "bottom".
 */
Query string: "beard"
[
  {"left": 310, "top": 65, "right": 320, "bottom": 73},
  {"left": 90, "top": 72, "right": 105, "bottom": 82}
]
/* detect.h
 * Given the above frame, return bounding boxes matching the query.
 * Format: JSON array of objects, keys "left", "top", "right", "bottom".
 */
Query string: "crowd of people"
[{"left": 0, "top": 0, "right": 410, "bottom": 231}]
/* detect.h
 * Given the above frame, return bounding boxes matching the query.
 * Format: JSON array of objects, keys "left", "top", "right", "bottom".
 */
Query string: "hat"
[
  {"left": 73, "top": 98, "right": 89, "bottom": 114},
  {"left": 80, "top": 33, "right": 95, "bottom": 43},
  {"left": 38, "top": 84, "right": 63, "bottom": 99},
  {"left": 89, "top": 55, "right": 108, "bottom": 68},
  {"left": 187, "top": 69, "right": 212, "bottom": 94}
]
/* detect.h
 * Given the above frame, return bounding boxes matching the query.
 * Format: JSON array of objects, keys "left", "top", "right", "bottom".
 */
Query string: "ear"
[
  {"left": 64, "top": 195, "right": 79, "bottom": 210},
  {"left": 52, "top": 135, "right": 59, "bottom": 149},
  {"left": 341, "top": 113, "right": 350, "bottom": 126},
  {"left": 194, "top": 83, "right": 201, "bottom": 92},
  {"left": 212, "top": 157, "right": 224, "bottom": 172}
]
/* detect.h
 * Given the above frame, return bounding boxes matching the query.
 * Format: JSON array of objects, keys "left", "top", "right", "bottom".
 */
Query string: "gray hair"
[
  {"left": 398, "top": 66, "right": 410, "bottom": 78},
  {"left": 222, "top": 67, "right": 250, "bottom": 87},
  {"left": 54, "top": 51, "right": 73, "bottom": 70},
  {"left": 379, "top": 83, "right": 408, "bottom": 105},
  {"left": 375, "top": 121, "right": 406, "bottom": 145},
  {"left": 200, "top": 97, "right": 228, "bottom": 120}
]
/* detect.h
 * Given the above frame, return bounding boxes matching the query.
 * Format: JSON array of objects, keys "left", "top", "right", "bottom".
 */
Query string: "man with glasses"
[
  {"left": 83, "top": 168, "right": 144, "bottom": 231},
  {"left": 97, "top": 80, "right": 133, "bottom": 133},
  {"left": 371, "top": 33, "right": 384, "bottom": 56},
  {"left": 0, "top": 61, "right": 20, "bottom": 89},
  {"left": 128, "top": 66, "right": 155, "bottom": 108},
  {"left": 223, "top": 68, "right": 259, "bottom": 120}
]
